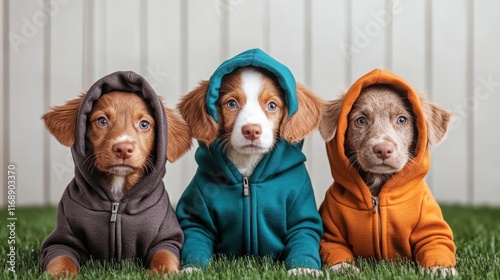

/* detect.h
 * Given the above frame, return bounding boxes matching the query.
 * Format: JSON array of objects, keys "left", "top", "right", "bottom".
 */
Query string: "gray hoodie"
[{"left": 40, "top": 71, "right": 183, "bottom": 270}]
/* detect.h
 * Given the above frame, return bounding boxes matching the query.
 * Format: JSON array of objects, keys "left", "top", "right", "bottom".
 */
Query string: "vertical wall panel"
[
  {"left": 104, "top": 0, "right": 141, "bottom": 73},
  {"left": 391, "top": 1, "right": 425, "bottom": 90},
  {"left": 431, "top": 0, "right": 468, "bottom": 203},
  {"left": 227, "top": 0, "right": 265, "bottom": 56},
  {"left": 310, "top": 0, "right": 349, "bottom": 206},
  {"left": 268, "top": 0, "right": 305, "bottom": 82},
  {"left": 92, "top": 0, "right": 107, "bottom": 81},
  {"left": 350, "top": 0, "right": 387, "bottom": 84},
  {"left": 145, "top": 0, "right": 191, "bottom": 203},
  {"left": 180, "top": 0, "right": 224, "bottom": 198},
  {"left": 473, "top": 1, "right": 500, "bottom": 205},
  {"left": 48, "top": 0, "right": 83, "bottom": 204},
  {"left": 8, "top": 0, "right": 46, "bottom": 205}
]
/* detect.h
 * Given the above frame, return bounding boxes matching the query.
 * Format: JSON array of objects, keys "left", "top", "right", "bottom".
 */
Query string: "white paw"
[
  {"left": 287, "top": 268, "right": 323, "bottom": 277},
  {"left": 429, "top": 266, "right": 458, "bottom": 277},
  {"left": 180, "top": 266, "right": 202, "bottom": 273},
  {"left": 328, "top": 262, "right": 360, "bottom": 273}
]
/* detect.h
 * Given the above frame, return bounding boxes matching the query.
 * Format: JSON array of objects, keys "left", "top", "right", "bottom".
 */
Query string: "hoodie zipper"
[
  {"left": 110, "top": 202, "right": 119, "bottom": 260},
  {"left": 110, "top": 202, "right": 119, "bottom": 222},
  {"left": 242, "top": 176, "right": 253, "bottom": 254},
  {"left": 372, "top": 196, "right": 383, "bottom": 258}
]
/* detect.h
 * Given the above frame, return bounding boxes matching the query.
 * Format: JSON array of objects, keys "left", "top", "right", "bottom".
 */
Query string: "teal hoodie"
[{"left": 176, "top": 140, "right": 322, "bottom": 269}]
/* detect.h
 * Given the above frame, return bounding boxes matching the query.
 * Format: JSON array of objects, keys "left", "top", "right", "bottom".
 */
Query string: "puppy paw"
[
  {"left": 428, "top": 266, "right": 458, "bottom": 277},
  {"left": 328, "top": 262, "right": 360, "bottom": 273},
  {"left": 287, "top": 268, "right": 323, "bottom": 277},
  {"left": 181, "top": 266, "right": 202, "bottom": 273},
  {"left": 46, "top": 256, "right": 78, "bottom": 278},
  {"left": 150, "top": 250, "right": 179, "bottom": 274}
]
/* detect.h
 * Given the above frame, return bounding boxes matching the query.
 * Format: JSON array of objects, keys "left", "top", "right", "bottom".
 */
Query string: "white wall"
[{"left": 2, "top": 0, "right": 499, "bottom": 206}]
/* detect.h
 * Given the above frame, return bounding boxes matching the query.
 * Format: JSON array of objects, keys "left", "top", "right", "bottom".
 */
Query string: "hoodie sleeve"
[
  {"left": 145, "top": 200, "right": 184, "bottom": 267},
  {"left": 283, "top": 170, "right": 323, "bottom": 270},
  {"left": 40, "top": 199, "right": 88, "bottom": 271},
  {"left": 176, "top": 180, "right": 217, "bottom": 268},
  {"left": 319, "top": 185, "right": 356, "bottom": 266},
  {"left": 410, "top": 189, "right": 456, "bottom": 267}
]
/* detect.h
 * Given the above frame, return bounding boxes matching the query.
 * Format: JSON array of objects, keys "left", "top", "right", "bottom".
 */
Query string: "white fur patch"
[
  {"left": 111, "top": 176, "right": 125, "bottom": 199},
  {"left": 230, "top": 69, "right": 275, "bottom": 154},
  {"left": 114, "top": 134, "right": 133, "bottom": 143}
]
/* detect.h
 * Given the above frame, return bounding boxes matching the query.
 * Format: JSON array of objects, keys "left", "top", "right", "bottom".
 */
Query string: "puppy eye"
[
  {"left": 139, "top": 120, "right": 150, "bottom": 130},
  {"left": 267, "top": 102, "right": 278, "bottom": 111},
  {"left": 226, "top": 99, "right": 238, "bottom": 109},
  {"left": 396, "top": 116, "right": 407, "bottom": 125},
  {"left": 97, "top": 117, "right": 108, "bottom": 127},
  {"left": 356, "top": 117, "right": 367, "bottom": 126}
]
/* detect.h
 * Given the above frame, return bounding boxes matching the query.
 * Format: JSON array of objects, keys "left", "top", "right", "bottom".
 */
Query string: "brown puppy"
[
  {"left": 319, "top": 79, "right": 456, "bottom": 276},
  {"left": 42, "top": 90, "right": 191, "bottom": 277}
]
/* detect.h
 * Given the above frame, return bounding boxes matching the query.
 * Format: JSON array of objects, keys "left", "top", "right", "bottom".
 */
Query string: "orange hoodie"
[{"left": 319, "top": 69, "right": 456, "bottom": 268}]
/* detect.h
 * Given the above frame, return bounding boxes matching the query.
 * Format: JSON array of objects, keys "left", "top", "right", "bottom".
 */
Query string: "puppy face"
[
  {"left": 320, "top": 85, "right": 452, "bottom": 176},
  {"left": 178, "top": 67, "right": 324, "bottom": 149},
  {"left": 218, "top": 68, "right": 285, "bottom": 154},
  {"left": 86, "top": 92, "right": 156, "bottom": 177},
  {"left": 345, "top": 86, "right": 415, "bottom": 174},
  {"left": 42, "top": 90, "right": 192, "bottom": 194}
]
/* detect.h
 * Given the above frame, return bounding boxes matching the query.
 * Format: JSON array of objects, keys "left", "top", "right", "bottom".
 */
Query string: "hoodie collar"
[
  {"left": 206, "top": 48, "right": 298, "bottom": 122},
  {"left": 71, "top": 71, "right": 168, "bottom": 201},
  {"left": 326, "top": 68, "right": 430, "bottom": 200}
]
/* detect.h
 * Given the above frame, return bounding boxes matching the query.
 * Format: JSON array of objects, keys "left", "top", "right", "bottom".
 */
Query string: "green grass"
[{"left": 1, "top": 205, "right": 499, "bottom": 279}]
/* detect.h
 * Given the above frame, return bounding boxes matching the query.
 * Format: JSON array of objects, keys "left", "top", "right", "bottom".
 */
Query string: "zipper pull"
[
  {"left": 243, "top": 176, "right": 250, "bottom": 196},
  {"left": 110, "top": 202, "right": 119, "bottom": 223},
  {"left": 372, "top": 196, "right": 379, "bottom": 214}
]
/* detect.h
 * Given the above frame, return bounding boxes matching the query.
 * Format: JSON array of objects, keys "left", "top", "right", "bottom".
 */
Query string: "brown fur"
[
  {"left": 46, "top": 256, "right": 78, "bottom": 278},
  {"left": 319, "top": 85, "right": 452, "bottom": 195},
  {"left": 150, "top": 250, "right": 180, "bottom": 274}
]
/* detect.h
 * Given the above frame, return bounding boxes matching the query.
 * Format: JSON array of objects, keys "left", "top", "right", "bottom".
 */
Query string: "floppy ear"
[
  {"left": 280, "top": 83, "right": 324, "bottom": 143},
  {"left": 420, "top": 96, "right": 452, "bottom": 146},
  {"left": 318, "top": 94, "right": 344, "bottom": 142},
  {"left": 41, "top": 93, "right": 85, "bottom": 147},
  {"left": 163, "top": 106, "right": 193, "bottom": 162},
  {"left": 177, "top": 81, "right": 219, "bottom": 146}
]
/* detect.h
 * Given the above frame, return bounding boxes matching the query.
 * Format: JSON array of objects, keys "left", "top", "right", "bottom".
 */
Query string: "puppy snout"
[
  {"left": 373, "top": 143, "right": 394, "bottom": 160},
  {"left": 242, "top": 124, "right": 262, "bottom": 141},
  {"left": 113, "top": 142, "right": 134, "bottom": 159}
]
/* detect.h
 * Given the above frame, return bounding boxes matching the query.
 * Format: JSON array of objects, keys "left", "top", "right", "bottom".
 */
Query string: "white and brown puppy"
[{"left": 176, "top": 49, "right": 324, "bottom": 276}]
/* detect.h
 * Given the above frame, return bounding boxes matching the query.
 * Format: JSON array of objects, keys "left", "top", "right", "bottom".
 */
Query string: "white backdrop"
[{"left": 2, "top": 0, "right": 500, "bottom": 207}]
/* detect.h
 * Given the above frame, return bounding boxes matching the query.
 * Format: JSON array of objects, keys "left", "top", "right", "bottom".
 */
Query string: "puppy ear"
[
  {"left": 164, "top": 107, "right": 192, "bottom": 162},
  {"left": 41, "top": 93, "right": 85, "bottom": 147},
  {"left": 177, "top": 81, "right": 219, "bottom": 146},
  {"left": 280, "top": 83, "right": 324, "bottom": 143},
  {"left": 420, "top": 97, "right": 452, "bottom": 146},
  {"left": 318, "top": 95, "right": 344, "bottom": 142}
]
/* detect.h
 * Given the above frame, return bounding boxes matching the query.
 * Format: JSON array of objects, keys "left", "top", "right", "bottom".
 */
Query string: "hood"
[
  {"left": 71, "top": 71, "right": 168, "bottom": 204},
  {"left": 195, "top": 140, "right": 306, "bottom": 184},
  {"left": 206, "top": 48, "right": 298, "bottom": 122},
  {"left": 326, "top": 68, "right": 430, "bottom": 202}
]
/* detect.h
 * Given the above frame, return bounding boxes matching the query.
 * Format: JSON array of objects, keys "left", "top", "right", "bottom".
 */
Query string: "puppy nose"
[
  {"left": 373, "top": 143, "right": 394, "bottom": 160},
  {"left": 113, "top": 142, "right": 134, "bottom": 159},
  {"left": 242, "top": 124, "right": 262, "bottom": 141}
]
